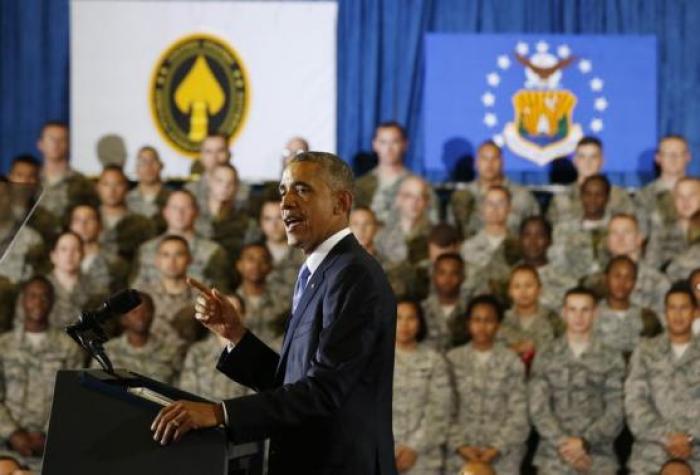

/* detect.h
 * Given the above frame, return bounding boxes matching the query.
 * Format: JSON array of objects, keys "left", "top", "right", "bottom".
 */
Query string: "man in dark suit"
[{"left": 151, "top": 152, "right": 398, "bottom": 475}]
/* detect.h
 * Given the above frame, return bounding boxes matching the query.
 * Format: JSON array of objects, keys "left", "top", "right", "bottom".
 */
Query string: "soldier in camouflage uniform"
[
  {"left": 625, "top": 286, "right": 700, "bottom": 474},
  {"left": 447, "top": 295, "right": 529, "bottom": 474},
  {"left": 96, "top": 166, "right": 156, "bottom": 262},
  {"left": 132, "top": 190, "right": 231, "bottom": 292},
  {"left": 0, "top": 276, "right": 84, "bottom": 459},
  {"left": 138, "top": 235, "right": 203, "bottom": 345},
  {"left": 93, "top": 292, "right": 184, "bottom": 384},
  {"left": 449, "top": 140, "right": 540, "bottom": 239},
  {"left": 68, "top": 204, "right": 130, "bottom": 293},
  {"left": 235, "top": 243, "right": 289, "bottom": 351},
  {"left": 635, "top": 135, "right": 691, "bottom": 235},
  {"left": 126, "top": 146, "right": 171, "bottom": 222},
  {"left": 497, "top": 265, "right": 563, "bottom": 368},
  {"left": 646, "top": 178, "right": 700, "bottom": 270},
  {"left": 593, "top": 256, "right": 662, "bottom": 361},
  {"left": 547, "top": 136, "right": 634, "bottom": 224},
  {"left": 529, "top": 287, "right": 625, "bottom": 475},
  {"left": 666, "top": 210, "right": 700, "bottom": 283},
  {"left": 193, "top": 164, "right": 259, "bottom": 266},
  {"left": 547, "top": 174, "right": 612, "bottom": 279},
  {"left": 393, "top": 300, "right": 451, "bottom": 474},
  {"left": 374, "top": 176, "right": 433, "bottom": 265},
  {"left": 420, "top": 253, "right": 467, "bottom": 352},
  {"left": 35, "top": 122, "right": 98, "bottom": 231}
]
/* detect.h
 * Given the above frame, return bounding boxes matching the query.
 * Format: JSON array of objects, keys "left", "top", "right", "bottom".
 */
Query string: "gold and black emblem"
[{"left": 150, "top": 34, "right": 249, "bottom": 156}]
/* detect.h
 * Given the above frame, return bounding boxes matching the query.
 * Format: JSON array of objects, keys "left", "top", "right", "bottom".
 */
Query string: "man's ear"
[{"left": 334, "top": 190, "right": 353, "bottom": 217}]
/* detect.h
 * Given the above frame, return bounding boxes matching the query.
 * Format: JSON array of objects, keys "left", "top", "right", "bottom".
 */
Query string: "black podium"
[{"left": 42, "top": 369, "right": 264, "bottom": 475}]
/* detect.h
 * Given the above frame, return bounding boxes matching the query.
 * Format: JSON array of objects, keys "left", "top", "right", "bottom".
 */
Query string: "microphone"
[{"left": 67, "top": 289, "right": 142, "bottom": 332}]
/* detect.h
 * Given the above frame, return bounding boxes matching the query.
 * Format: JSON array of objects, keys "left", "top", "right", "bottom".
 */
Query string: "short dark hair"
[
  {"left": 238, "top": 241, "right": 272, "bottom": 264},
  {"left": 434, "top": 252, "right": 464, "bottom": 270},
  {"left": 576, "top": 136, "right": 603, "bottom": 150},
  {"left": 157, "top": 234, "right": 190, "bottom": 254},
  {"left": 581, "top": 173, "right": 611, "bottom": 196},
  {"left": 519, "top": 215, "right": 553, "bottom": 240},
  {"left": 166, "top": 189, "right": 199, "bottom": 211},
  {"left": 665, "top": 283, "right": 697, "bottom": 307},
  {"left": 21, "top": 274, "right": 55, "bottom": 304},
  {"left": 397, "top": 299, "right": 428, "bottom": 343},
  {"left": 509, "top": 263, "right": 541, "bottom": 286},
  {"left": 289, "top": 151, "right": 355, "bottom": 197},
  {"left": 605, "top": 254, "right": 638, "bottom": 277},
  {"left": 564, "top": 286, "right": 599, "bottom": 305},
  {"left": 428, "top": 223, "right": 460, "bottom": 247},
  {"left": 100, "top": 164, "right": 127, "bottom": 180},
  {"left": 137, "top": 145, "right": 162, "bottom": 162},
  {"left": 11, "top": 154, "right": 41, "bottom": 170},
  {"left": 477, "top": 139, "right": 502, "bottom": 156},
  {"left": 373, "top": 121, "right": 407, "bottom": 140},
  {"left": 467, "top": 294, "right": 504, "bottom": 323}
]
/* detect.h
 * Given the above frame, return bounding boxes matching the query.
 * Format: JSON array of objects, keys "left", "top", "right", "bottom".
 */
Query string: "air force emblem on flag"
[{"left": 424, "top": 34, "right": 657, "bottom": 183}]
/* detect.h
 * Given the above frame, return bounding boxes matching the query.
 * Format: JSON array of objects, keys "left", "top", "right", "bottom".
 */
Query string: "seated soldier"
[
  {"left": 259, "top": 198, "right": 305, "bottom": 301},
  {"left": 179, "top": 294, "right": 250, "bottom": 401},
  {"left": 375, "top": 175, "right": 433, "bottom": 265},
  {"left": 516, "top": 216, "right": 577, "bottom": 311},
  {"left": 138, "top": 235, "right": 200, "bottom": 345},
  {"left": 547, "top": 136, "right": 634, "bottom": 223},
  {"left": 626, "top": 285, "right": 700, "bottom": 474},
  {"left": 393, "top": 299, "right": 451, "bottom": 474},
  {"left": 92, "top": 292, "right": 184, "bottom": 384},
  {"left": 68, "top": 204, "right": 129, "bottom": 293},
  {"left": 0, "top": 276, "right": 84, "bottom": 460},
  {"left": 96, "top": 165, "right": 156, "bottom": 261},
  {"left": 635, "top": 135, "right": 691, "bottom": 234},
  {"left": 449, "top": 140, "right": 540, "bottom": 238},
  {"left": 234, "top": 243, "right": 288, "bottom": 351},
  {"left": 132, "top": 190, "right": 230, "bottom": 292},
  {"left": 593, "top": 255, "right": 662, "bottom": 361},
  {"left": 585, "top": 213, "right": 670, "bottom": 316},
  {"left": 0, "top": 180, "right": 44, "bottom": 285},
  {"left": 497, "top": 264, "right": 562, "bottom": 368},
  {"left": 529, "top": 287, "right": 625, "bottom": 474},
  {"left": 647, "top": 177, "right": 700, "bottom": 270},
  {"left": 420, "top": 253, "right": 467, "bottom": 352},
  {"left": 447, "top": 295, "right": 529, "bottom": 474},
  {"left": 35, "top": 121, "right": 98, "bottom": 233},
  {"left": 193, "top": 163, "right": 257, "bottom": 263},
  {"left": 7, "top": 155, "right": 56, "bottom": 245},
  {"left": 349, "top": 206, "right": 419, "bottom": 300},
  {"left": 126, "top": 145, "right": 171, "bottom": 221},
  {"left": 548, "top": 174, "right": 612, "bottom": 279},
  {"left": 186, "top": 133, "right": 250, "bottom": 212},
  {"left": 666, "top": 210, "right": 700, "bottom": 282},
  {"left": 460, "top": 186, "right": 519, "bottom": 290}
]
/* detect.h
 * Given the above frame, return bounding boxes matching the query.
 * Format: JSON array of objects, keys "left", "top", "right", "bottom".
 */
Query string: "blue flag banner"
[{"left": 424, "top": 34, "right": 657, "bottom": 185}]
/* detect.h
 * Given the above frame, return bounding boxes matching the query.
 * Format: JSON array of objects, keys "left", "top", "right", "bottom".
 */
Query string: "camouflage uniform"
[
  {"left": 593, "top": 301, "right": 662, "bottom": 360},
  {"left": 547, "top": 183, "right": 634, "bottom": 224},
  {"left": 449, "top": 179, "right": 540, "bottom": 238},
  {"left": 548, "top": 217, "right": 609, "bottom": 279},
  {"left": 267, "top": 246, "right": 305, "bottom": 299},
  {"left": 460, "top": 231, "right": 519, "bottom": 299},
  {"left": 497, "top": 307, "right": 563, "bottom": 351},
  {"left": 634, "top": 178, "right": 675, "bottom": 236},
  {"left": 446, "top": 343, "right": 529, "bottom": 474},
  {"left": 126, "top": 186, "right": 171, "bottom": 220},
  {"left": 132, "top": 234, "right": 232, "bottom": 292},
  {"left": 393, "top": 344, "right": 451, "bottom": 474},
  {"left": 0, "top": 277, "right": 18, "bottom": 332},
  {"left": 666, "top": 243, "right": 700, "bottom": 282},
  {"left": 646, "top": 211, "right": 689, "bottom": 270},
  {"left": 99, "top": 212, "right": 156, "bottom": 261},
  {"left": 528, "top": 338, "right": 625, "bottom": 475},
  {"left": 39, "top": 273, "right": 106, "bottom": 329},
  {"left": 0, "top": 328, "right": 84, "bottom": 442},
  {"left": 178, "top": 334, "right": 250, "bottom": 401},
  {"left": 374, "top": 217, "right": 431, "bottom": 265},
  {"left": 625, "top": 335, "right": 700, "bottom": 474},
  {"left": 536, "top": 262, "right": 580, "bottom": 311},
  {"left": 38, "top": 169, "right": 98, "bottom": 227},
  {"left": 81, "top": 250, "right": 130, "bottom": 294},
  {"left": 92, "top": 333, "right": 184, "bottom": 384},
  {"left": 194, "top": 204, "right": 259, "bottom": 263},
  {"left": 184, "top": 177, "right": 251, "bottom": 215},
  {"left": 0, "top": 224, "right": 45, "bottom": 284},
  {"left": 236, "top": 287, "right": 289, "bottom": 352},
  {"left": 138, "top": 280, "right": 202, "bottom": 345},
  {"left": 421, "top": 294, "right": 467, "bottom": 352}
]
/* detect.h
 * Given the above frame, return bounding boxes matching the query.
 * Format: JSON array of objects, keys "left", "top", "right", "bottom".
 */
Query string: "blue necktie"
[{"left": 291, "top": 264, "right": 311, "bottom": 314}]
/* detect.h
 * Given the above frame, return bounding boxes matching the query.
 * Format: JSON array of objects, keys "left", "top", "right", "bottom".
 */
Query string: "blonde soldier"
[
  {"left": 92, "top": 293, "right": 184, "bottom": 384},
  {"left": 626, "top": 286, "right": 700, "bottom": 474},
  {"left": 179, "top": 294, "right": 250, "bottom": 401},
  {"left": 635, "top": 135, "right": 692, "bottom": 234},
  {"left": 132, "top": 190, "right": 231, "bottom": 292},
  {"left": 393, "top": 300, "right": 451, "bottom": 474},
  {"left": 447, "top": 295, "right": 529, "bottom": 474},
  {"left": 449, "top": 140, "right": 539, "bottom": 238},
  {"left": 547, "top": 137, "right": 634, "bottom": 223},
  {"left": 96, "top": 165, "right": 156, "bottom": 262},
  {"left": 529, "top": 287, "right": 625, "bottom": 474},
  {"left": 420, "top": 253, "right": 467, "bottom": 351},
  {"left": 593, "top": 256, "right": 662, "bottom": 360},
  {"left": 126, "top": 145, "right": 171, "bottom": 221},
  {"left": 647, "top": 178, "right": 700, "bottom": 270},
  {"left": 0, "top": 276, "right": 84, "bottom": 459},
  {"left": 374, "top": 175, "right": 433, "bottom": 265}
]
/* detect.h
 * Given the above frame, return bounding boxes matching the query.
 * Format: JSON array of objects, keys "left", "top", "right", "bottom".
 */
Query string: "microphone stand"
[{"left": 66, "top": 311, "right": 115, "bottom": 375}]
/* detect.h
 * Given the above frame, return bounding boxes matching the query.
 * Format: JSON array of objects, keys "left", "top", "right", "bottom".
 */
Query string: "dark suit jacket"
[{"left": 217, "top": 234, "right": 398, "bottom": 475}]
